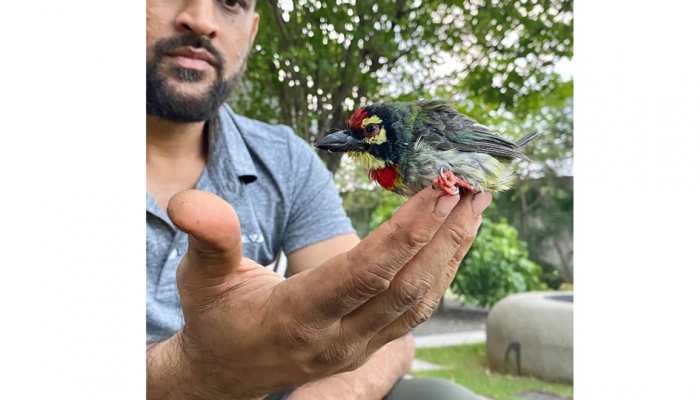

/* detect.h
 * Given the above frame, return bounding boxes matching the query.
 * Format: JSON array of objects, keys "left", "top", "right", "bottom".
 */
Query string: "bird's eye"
[{"left": 365, "top": 124, "right": 381, "bottom": 136}]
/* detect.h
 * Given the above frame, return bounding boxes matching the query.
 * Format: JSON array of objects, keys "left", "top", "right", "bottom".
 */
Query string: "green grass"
[{"left": 414, "top": 343, "right": 573, "bottom": 400}]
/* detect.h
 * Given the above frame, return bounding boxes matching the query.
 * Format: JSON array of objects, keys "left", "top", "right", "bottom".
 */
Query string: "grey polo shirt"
[{"left": 147, "top": 105, "right": 355, "bottom": 343}]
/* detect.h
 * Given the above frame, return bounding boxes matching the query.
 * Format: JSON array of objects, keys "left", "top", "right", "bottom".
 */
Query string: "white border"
[{"left": 0, "top": 2, "right": 146, "bottom": 399}]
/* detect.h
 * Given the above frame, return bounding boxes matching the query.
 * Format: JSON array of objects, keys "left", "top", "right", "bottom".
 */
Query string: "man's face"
[{"left": 147, "top": 0, "right": 259, "bottom": 122}]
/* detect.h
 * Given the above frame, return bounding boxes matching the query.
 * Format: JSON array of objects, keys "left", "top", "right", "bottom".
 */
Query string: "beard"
[{"left": 146, "top": 34, "right": 246, "bottom": 123}]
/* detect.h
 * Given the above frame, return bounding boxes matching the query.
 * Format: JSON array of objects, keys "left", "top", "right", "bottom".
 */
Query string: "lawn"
[{"left": 414, "top": 343, "right": 573, "bottom": 400}]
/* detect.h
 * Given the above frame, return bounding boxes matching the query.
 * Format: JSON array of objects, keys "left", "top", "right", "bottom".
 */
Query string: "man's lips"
[
  {"left": 171, "top": 56, "right": 212, "bottom": 71},
  {"left": 166, "top": 47, "right": 218, "bottom": 71}
]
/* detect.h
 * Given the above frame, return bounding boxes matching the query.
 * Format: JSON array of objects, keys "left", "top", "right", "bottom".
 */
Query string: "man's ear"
[{"left": 249, "top": 12, "right": 260, "bottom": 47}]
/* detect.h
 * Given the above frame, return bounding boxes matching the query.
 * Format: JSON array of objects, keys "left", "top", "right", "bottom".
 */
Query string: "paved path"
[
  {"left": 412, "top": 296, "right": 488, "bottom": 336},
  {"left": 414, "top": 330, "right": 486, "bottom": 348},
  {"left": 410, "top": 359, "right": 445, "bottom": 372},
  {"left": 409, "top": 297, "right": 488, "bottom": 371}
]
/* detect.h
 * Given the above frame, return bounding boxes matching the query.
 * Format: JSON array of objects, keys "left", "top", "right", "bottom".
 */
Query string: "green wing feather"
[{"left": 414, "top": 100, "right": 536, "bottom": 160}]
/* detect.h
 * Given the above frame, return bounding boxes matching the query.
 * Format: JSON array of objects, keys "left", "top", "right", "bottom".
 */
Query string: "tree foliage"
[
  {"left": 493, "top": 174, "right": 573, "bottom": 285},
  {"left": 230, "top": 0, "right": 573, "bottom": 172},
  {"left": 471, "top": 89, "right": 574, "bottom": 284},
  {"left": 451, "top": 217, "right": 547, "bottom": 308},
  {"left": 341, "top": 188, "right": 404, "bottom": 238},
  {"left": 232, "top": 0, "right": 575, "bottom": 291}
]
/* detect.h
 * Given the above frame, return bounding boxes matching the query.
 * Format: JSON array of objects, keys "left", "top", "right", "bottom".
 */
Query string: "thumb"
[{"left": 167, "top": 190, "right": 242, "bottom": 303}]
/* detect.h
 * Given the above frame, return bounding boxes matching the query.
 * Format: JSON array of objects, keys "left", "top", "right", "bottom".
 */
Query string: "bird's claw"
[{"left": 432, "top": 169, "right": 475, "bottom": 196}]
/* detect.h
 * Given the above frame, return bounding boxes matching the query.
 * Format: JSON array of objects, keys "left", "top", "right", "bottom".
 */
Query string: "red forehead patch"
[{"left": 348, "top": 107, "right": 369, "bottom": 130}]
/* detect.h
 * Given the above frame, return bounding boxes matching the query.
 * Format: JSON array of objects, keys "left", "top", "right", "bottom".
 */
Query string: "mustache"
[{"left": 151, "top": 33, "right": 224, "bottom": 70}]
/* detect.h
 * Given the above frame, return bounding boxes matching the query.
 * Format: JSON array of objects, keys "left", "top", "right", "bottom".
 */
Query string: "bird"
[{"left": 315, "top": 100, "right": 538, "bottom": 196}]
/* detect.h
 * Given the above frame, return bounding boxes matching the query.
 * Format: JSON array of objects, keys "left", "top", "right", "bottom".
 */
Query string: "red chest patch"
[{"left": 369, "top": 165, "right": 400, "bottom": 190}]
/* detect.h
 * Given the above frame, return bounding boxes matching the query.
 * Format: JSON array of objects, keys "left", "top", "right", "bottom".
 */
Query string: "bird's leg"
[
  {"left": 433, "top": 168, "right": 458, "bottom": 195},
  {"left": 433, "top": 168, "right": 475, "bottom": 196}
]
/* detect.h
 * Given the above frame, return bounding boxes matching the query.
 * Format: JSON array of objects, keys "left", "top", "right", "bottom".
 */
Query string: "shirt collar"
[
  {"left": 207, "top": 104, "right": 258, "bottom": 186},
  {"left": 146, "top": 104, "right": 258, "bottom": 224}
]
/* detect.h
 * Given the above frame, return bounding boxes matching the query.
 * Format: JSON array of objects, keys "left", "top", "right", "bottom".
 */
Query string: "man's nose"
[{"left": 175, "top": 0, "right": 218, "bottom": 39}]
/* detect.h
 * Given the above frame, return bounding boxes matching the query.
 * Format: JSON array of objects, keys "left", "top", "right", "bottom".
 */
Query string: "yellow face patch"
[
  {"left": 361, "top": 115, "right": 387, "bottom": 145},
  {"left": 347, "top": 151, "right": 386, "bottom": 170},
  {"left": 361, "top": 115, "right": 383, "bottom": 128},
  {"left": 365, "top": 127, "right": 387, "bottom": 145}
]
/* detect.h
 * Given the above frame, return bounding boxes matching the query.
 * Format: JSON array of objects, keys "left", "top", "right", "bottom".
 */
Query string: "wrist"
[
  {"left": 148, "top": 333, "right": 192, "bottom": 400},
  {"left": 148, "top": 332, "right": 265, "bottom": 400},
  {"left": 147, "top": 333, "right": 221, "bottom": 400}
]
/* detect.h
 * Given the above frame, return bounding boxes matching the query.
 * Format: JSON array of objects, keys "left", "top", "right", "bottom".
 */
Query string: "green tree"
[
  {"left": 231, "top": 0, "right": 573, "bottom": 173},
  {"left": 471, "top": 91, "right": 574, "bottom": 284},
  {"left": 451, "top": 217, "right": 547, "bottom": 307},
  {"left": 234, "top": 0, "right": 575, "bottom": 288}
]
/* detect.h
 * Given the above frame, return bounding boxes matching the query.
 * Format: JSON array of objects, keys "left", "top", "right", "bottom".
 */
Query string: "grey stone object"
[{"left": 486, "top": 291, "right": 573, "bottom": 383}]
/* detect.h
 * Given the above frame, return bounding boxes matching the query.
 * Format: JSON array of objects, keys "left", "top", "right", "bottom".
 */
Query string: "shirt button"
[{"left": 168, "top": 249, "right": 178, "bottom": 260}]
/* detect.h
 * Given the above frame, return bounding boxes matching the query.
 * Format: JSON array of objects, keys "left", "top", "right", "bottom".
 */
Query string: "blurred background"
[{"left": 231, "top": 1, "right": 573, "bottom": 398}]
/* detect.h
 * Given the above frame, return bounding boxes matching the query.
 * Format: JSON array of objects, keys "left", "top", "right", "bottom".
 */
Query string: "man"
[{"left": 146, "top": 0, "right": 491, "bottom": 399}]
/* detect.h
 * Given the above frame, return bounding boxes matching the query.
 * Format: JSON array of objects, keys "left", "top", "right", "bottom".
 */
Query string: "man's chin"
[
  {"left": 146, "top": 79, "right": 226, "bottom": 123},
  {"left": 146, "top": 64, "right": 239, "bottom": 123},
  {"left": 166, "top": 83, "right": 216, "bottom": 101}
]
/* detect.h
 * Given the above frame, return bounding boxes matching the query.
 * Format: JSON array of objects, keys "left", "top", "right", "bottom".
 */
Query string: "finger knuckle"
[
  {"left": 353, "top": 267, "right": 392, "bottom": 297},
  {"left": 407, "top": 300, "right": 439, "bottom": 328},
  {"left": 388, "top": 219, "right": 431, "bottom": 253},
  {"left": 405, "top": 229, "right": 433, "bottom": 251},
  {"left": 392, "top": 279, "right": 428, "bottom": 311},
  {"left": 447, "top": 225, "right": 471, "bottom": 246}
]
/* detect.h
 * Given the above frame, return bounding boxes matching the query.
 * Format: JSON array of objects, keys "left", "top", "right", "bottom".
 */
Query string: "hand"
[
  {"left": 286, "top": 335, "right": 414, "bottom": 400},
  {"left": 147, "top": 188, "right": 491, "bottom": 400}
]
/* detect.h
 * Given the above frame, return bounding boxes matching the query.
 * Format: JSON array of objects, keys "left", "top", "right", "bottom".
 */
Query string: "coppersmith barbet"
[{"left": 316, "top": 100, "right": 538, "bottom": 196}]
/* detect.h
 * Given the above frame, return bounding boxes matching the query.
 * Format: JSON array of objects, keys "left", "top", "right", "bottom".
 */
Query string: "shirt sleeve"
[{"left": 282, "top": 130, "right": 355, "bottom": 254}]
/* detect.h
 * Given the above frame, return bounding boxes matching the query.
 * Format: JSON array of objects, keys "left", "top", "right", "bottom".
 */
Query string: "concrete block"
[{"left": 486, "top": 291, "right": 573, "bottom": 383}]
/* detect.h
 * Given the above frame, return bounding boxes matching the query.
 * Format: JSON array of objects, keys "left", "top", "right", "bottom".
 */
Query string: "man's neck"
[
  {"left": 147, "top": 116, "right": 207, "bottom": 159},
  {"left": 147, "top": 115, "right": 209, "bottom": 211}
]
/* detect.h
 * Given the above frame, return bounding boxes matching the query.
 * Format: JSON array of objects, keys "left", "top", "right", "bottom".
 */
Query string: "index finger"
[
  {"left": 363, "top": 191, "right": 491, "bottom": 350},
  {"left": 290, "top": 187, "right": 460, "bottom": 326}
]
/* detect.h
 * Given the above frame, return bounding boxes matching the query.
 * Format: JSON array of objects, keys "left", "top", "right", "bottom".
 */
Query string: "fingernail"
[
  {"left": 434, "top": 193, "right": 459, "bottom": 217},
  {"left": 472, "top": 192, "right": 492, "bottom": 215}
]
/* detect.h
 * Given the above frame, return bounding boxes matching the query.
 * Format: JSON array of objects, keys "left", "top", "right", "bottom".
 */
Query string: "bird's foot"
[{"left": 433, "top": 168, "right": 475, "bottom": 196}]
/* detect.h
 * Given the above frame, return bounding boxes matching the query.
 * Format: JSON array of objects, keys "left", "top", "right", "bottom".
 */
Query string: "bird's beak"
[{"left": 315, "top": 130, "right": 365, "bottom": 153}]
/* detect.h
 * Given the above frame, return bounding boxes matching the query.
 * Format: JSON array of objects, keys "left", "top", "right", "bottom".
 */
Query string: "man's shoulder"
[
  {"left": 232, "top": 113, "right": 290, "bottom": 140},
  {"left": 222, "top": 106, "right": 323, "bottom": 180},
  {"left": 226, "top": 109, "right": 302, "bottom": 149},
  {"left": 222, "top": 107, "right": 319, "bottom": 167}
]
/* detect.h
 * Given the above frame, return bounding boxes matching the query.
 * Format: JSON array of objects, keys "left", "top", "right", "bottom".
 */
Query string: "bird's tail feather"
[{"left": 516, "top": 131, "right": 539, "bottom": 148}]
